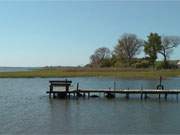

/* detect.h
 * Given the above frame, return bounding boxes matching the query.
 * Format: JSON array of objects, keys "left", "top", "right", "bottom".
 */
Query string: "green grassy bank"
[{"left": 0, "top": 68, "right": 180, "bottom": 79}]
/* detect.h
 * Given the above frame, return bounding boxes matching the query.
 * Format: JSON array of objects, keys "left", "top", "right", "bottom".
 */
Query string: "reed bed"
[{"left": 0, "top": 68, "right": 179, "bottom": 79}]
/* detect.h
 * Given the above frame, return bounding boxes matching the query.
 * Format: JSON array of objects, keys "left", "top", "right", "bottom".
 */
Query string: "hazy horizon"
[{"left": 0, "top": 1, "right": 180, "bottom": 67}]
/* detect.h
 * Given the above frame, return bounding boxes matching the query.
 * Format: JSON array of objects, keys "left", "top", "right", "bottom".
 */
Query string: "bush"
[
  {"left": 156, "top": 61, "right": 178, "bottom": 70},
  {"left": 156, "top": 62, "right": 165, "bottom": 70},
  {"left": 134, "top": 60, "right": 150, "bottom": 68},
  {"left": 114, "top": 61, "right": 129, "bottom": 68},
  {"left": 100, "top": 58, "right": 112, "bottom": 67}
]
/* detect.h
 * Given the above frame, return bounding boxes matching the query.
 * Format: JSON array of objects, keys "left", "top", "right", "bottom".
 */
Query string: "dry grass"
[{"left": 0, "top": 68, "right": 179, "bottom": 79}]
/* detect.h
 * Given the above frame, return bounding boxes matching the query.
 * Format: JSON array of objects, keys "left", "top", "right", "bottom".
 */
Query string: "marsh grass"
[{"left": 0, "top": 68, "right": 179, "bottom": 79}]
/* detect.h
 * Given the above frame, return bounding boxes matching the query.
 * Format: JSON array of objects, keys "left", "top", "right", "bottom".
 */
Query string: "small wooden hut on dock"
[{"left": 48, "top": 79, "right": 72, "bottom": 98}]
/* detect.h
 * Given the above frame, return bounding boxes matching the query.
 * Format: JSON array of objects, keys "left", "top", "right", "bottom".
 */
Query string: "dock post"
[
  {"left": 114, "top": 81, "right": 116, "bottom": 97},
  {"left": 49, "top": 92, "right": 51, "bottom": 98},
  {"left": 144, "top": 93, "right": 147, "bottom": 99},
  {"left": 176, "top": 93, "right": 178, "bottom": 102},
  {"left": 159, "top": 94, "right": 161, "bottom": 100},
  {"left": 140, "top": 93, "right": 143, "bottom": 100},
  {"left": 88, "top": 92, "right": 90, "bottom": 98},
  {"left": 73, "top": 92, "right": 75, "bottom": 98},
  {"left": 53, "top": 93, "right": 55, "bottom": 98},
  {"left": 164, "top": 93, "right": 168, "bottom": 100},
  {"left": 113, "top": 81, "right": 116, "bottom": 91},
  {"left": 77, "top": 83, "right": 79, "bottom": 91},
  {"left": 140, "top": 86, "right": 143, "bottom": 100},
  {"left": 126, "top": 93, "right": 129, "bottom": 99},
  {"left": 49, "top": 85, "right": 53, "bottom": 98},
  {"left": 68, "top": 92, "right": 71, "bottom": 99},
  {"left": 76, "top": 83, "right": 79, "bottom": 100},
  {"left": 83, "top": 92, "right": 86, "bottom": 98}
]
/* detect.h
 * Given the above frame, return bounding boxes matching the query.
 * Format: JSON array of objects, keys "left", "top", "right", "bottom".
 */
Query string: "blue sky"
[{"left": 0, "top": 1, "right": 180, "bottom": 67}]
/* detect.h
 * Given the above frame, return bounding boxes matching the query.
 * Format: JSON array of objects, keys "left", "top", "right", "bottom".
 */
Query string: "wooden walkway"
[
  {"left": 46, "top": 80, "right": 180, "bottom": 101},
  {"left": 47, "top": 88, "right": 180, "bottom": 101}
]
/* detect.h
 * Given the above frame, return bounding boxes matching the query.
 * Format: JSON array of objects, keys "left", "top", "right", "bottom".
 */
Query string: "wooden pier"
[{"left": 46, "top": 80, "right": 180, "bottom": 101}]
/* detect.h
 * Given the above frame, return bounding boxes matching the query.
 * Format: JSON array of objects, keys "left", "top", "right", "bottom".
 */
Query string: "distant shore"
[{"left": 0, "top": 68, "right": 179, "bottom": 79}]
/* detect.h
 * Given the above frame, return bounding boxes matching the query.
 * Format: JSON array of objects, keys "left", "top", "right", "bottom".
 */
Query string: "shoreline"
[{"left": 0, "top": 68, "right": 179, "bottom": 79}]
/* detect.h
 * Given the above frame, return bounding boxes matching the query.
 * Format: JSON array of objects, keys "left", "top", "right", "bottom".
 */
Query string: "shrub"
[
  {"left": 156, "top": 61, "right": 178, "bottom": 70},
  {"left": 100, "top": 58, "right": 112, "bottom": 67},
  {"left": 134, "top": 60, "right": 150, "bottom": 68}
]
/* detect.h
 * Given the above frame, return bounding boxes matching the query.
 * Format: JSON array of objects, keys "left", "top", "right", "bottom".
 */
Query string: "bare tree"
[
  {"left": 159, "top": 36, "right": 180, "bottom": 68},
  {"left": 90, "top": 47, "right": 111, "bottom": 67},
  {"left": 90, "top": 54, "right": 99, "bottom": 66},
  {"left": 114, "top": 33, "right": 144, "bottom": 66}
]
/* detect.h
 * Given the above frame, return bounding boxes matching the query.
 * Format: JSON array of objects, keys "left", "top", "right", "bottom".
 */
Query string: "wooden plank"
[
  {"left": 49, "top": 80, "right": 72, "bottom": 84},
  {"left": 46, "top": 88, "right": 180, "bottom": 101},
  {"left": 78, "top": 89, "right": 180, "bottom": 94}
]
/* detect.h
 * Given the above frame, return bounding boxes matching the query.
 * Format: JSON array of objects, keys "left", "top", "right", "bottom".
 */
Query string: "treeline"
[{"left": 87, "top": 33, "right": 180, "bottom": 69}]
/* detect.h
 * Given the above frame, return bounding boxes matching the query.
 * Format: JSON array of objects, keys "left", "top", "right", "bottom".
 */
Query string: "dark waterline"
[{"left": 0, "top": 77, "right": 180, "bottom": 134}]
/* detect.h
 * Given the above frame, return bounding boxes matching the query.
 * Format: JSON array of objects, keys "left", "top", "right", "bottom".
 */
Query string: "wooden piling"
[
  {"left": 49, "top": 85, "right": 53, "bottom": 98},
  {"left": 159, "top": 94, "right": 161, "bottom": 100},
  {"left": 113, "top": 81, "right": 116, "bottom": 91},
  {"left": 77, "top": 83, "right": 79, "bottom": 91},
  {"left": 73, "top": 92, "right": 75, "bottom": 97},
  {"left": 83, "top": 92, "right": 86, "bottom": 98},
  {"left": 140, "top": 93, "right": 143, "bottom": 100},
  {"left": 68, "top": 92, "right": 71, "bottom": 98},
  {"left": 126, "top": 93, "right": 129, "bottom": 99},
  {"left": 53, "top": 93, "right": 55, "bottom": 98},
  {"left": 144, "top": 93, "right": 147, "bottom": 99},
  {"left": 176, "top": 93, "right": 178, "bottom": 102}
]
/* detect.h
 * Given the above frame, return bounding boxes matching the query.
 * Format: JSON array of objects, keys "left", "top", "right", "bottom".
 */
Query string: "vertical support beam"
[
  {"left": 49, "top": 92, "right": 51, "bottom": 98},
  {"left": 176, "top": 93, "right": 178, "bottom": 102},
  {"left": 140, "top": 86, "right": 143, "bottom": 100},
  {"left": 164, "top": 93, "right": 167, "bottom": 100},
  {"left": 88, "top": 92, "right": 90, "bottom": 98},
  {"left": 77, "top": 83, "right": 79, "bottom": 91},
  {"left": 49, "top": 85, "right": 52, "bottom": 98},
  {"left": 160, "top": 76, "right": 162, "bottom": 86},
  {"left": 68, "top": 92, "right": 71, "bottom": 99},
  {"left": 76, "top": 83, "right": 79, "bottom": 99},
  {"left": 113, "top": 81, "right": 116, "bottom": 91},
  {"left": 140, "top": 93, "right": 143, "bottom": 100},
  {"left": 83, "top": 92, "right": 86, "bottom": 98},
  {"left": 126, "top": 93, "right": 129, "bottom": 99},
  {"left": 159, "top": 94, "right": 161, "bottom": 100},
  {"left": 144, "top": 93, "right": 147, "bottom": 99},
  {"left": 114, "top": 81, "right": 116, "bottom": 98},
  {"left": 68, "top": 92, "right": 70, "bottom": 99},
  {"left": 53, "top": 92, "right": 55, "bottom": 98},
  {"left": 73, "top": 92, "right": 75, "bottom": 98}
]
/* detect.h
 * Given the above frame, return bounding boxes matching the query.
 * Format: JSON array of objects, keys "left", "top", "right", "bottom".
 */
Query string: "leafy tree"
[
  {"left": 90, "top": 47, "right": 111, "bottom": 67},
  {"left": 144, "top": 33, "right": 161, "bottom": 69},
  {"left": 114, "top": 33, "right": 143, "bottom": 66},
  {"left": 159, "top": 36, "right": 180, "bottom": 68},
  {"left": 100, "top": 58, "right": 112, "bottom": 67}
]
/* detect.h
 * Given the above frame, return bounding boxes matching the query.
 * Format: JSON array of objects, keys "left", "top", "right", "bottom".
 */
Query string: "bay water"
[{"left": 0, "top": 77, "right": 180, "bottom": 134}]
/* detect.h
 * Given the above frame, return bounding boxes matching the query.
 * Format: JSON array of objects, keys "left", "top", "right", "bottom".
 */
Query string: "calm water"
[{"left": 1, "top": 77, "right": 180, "bottom": 134}]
